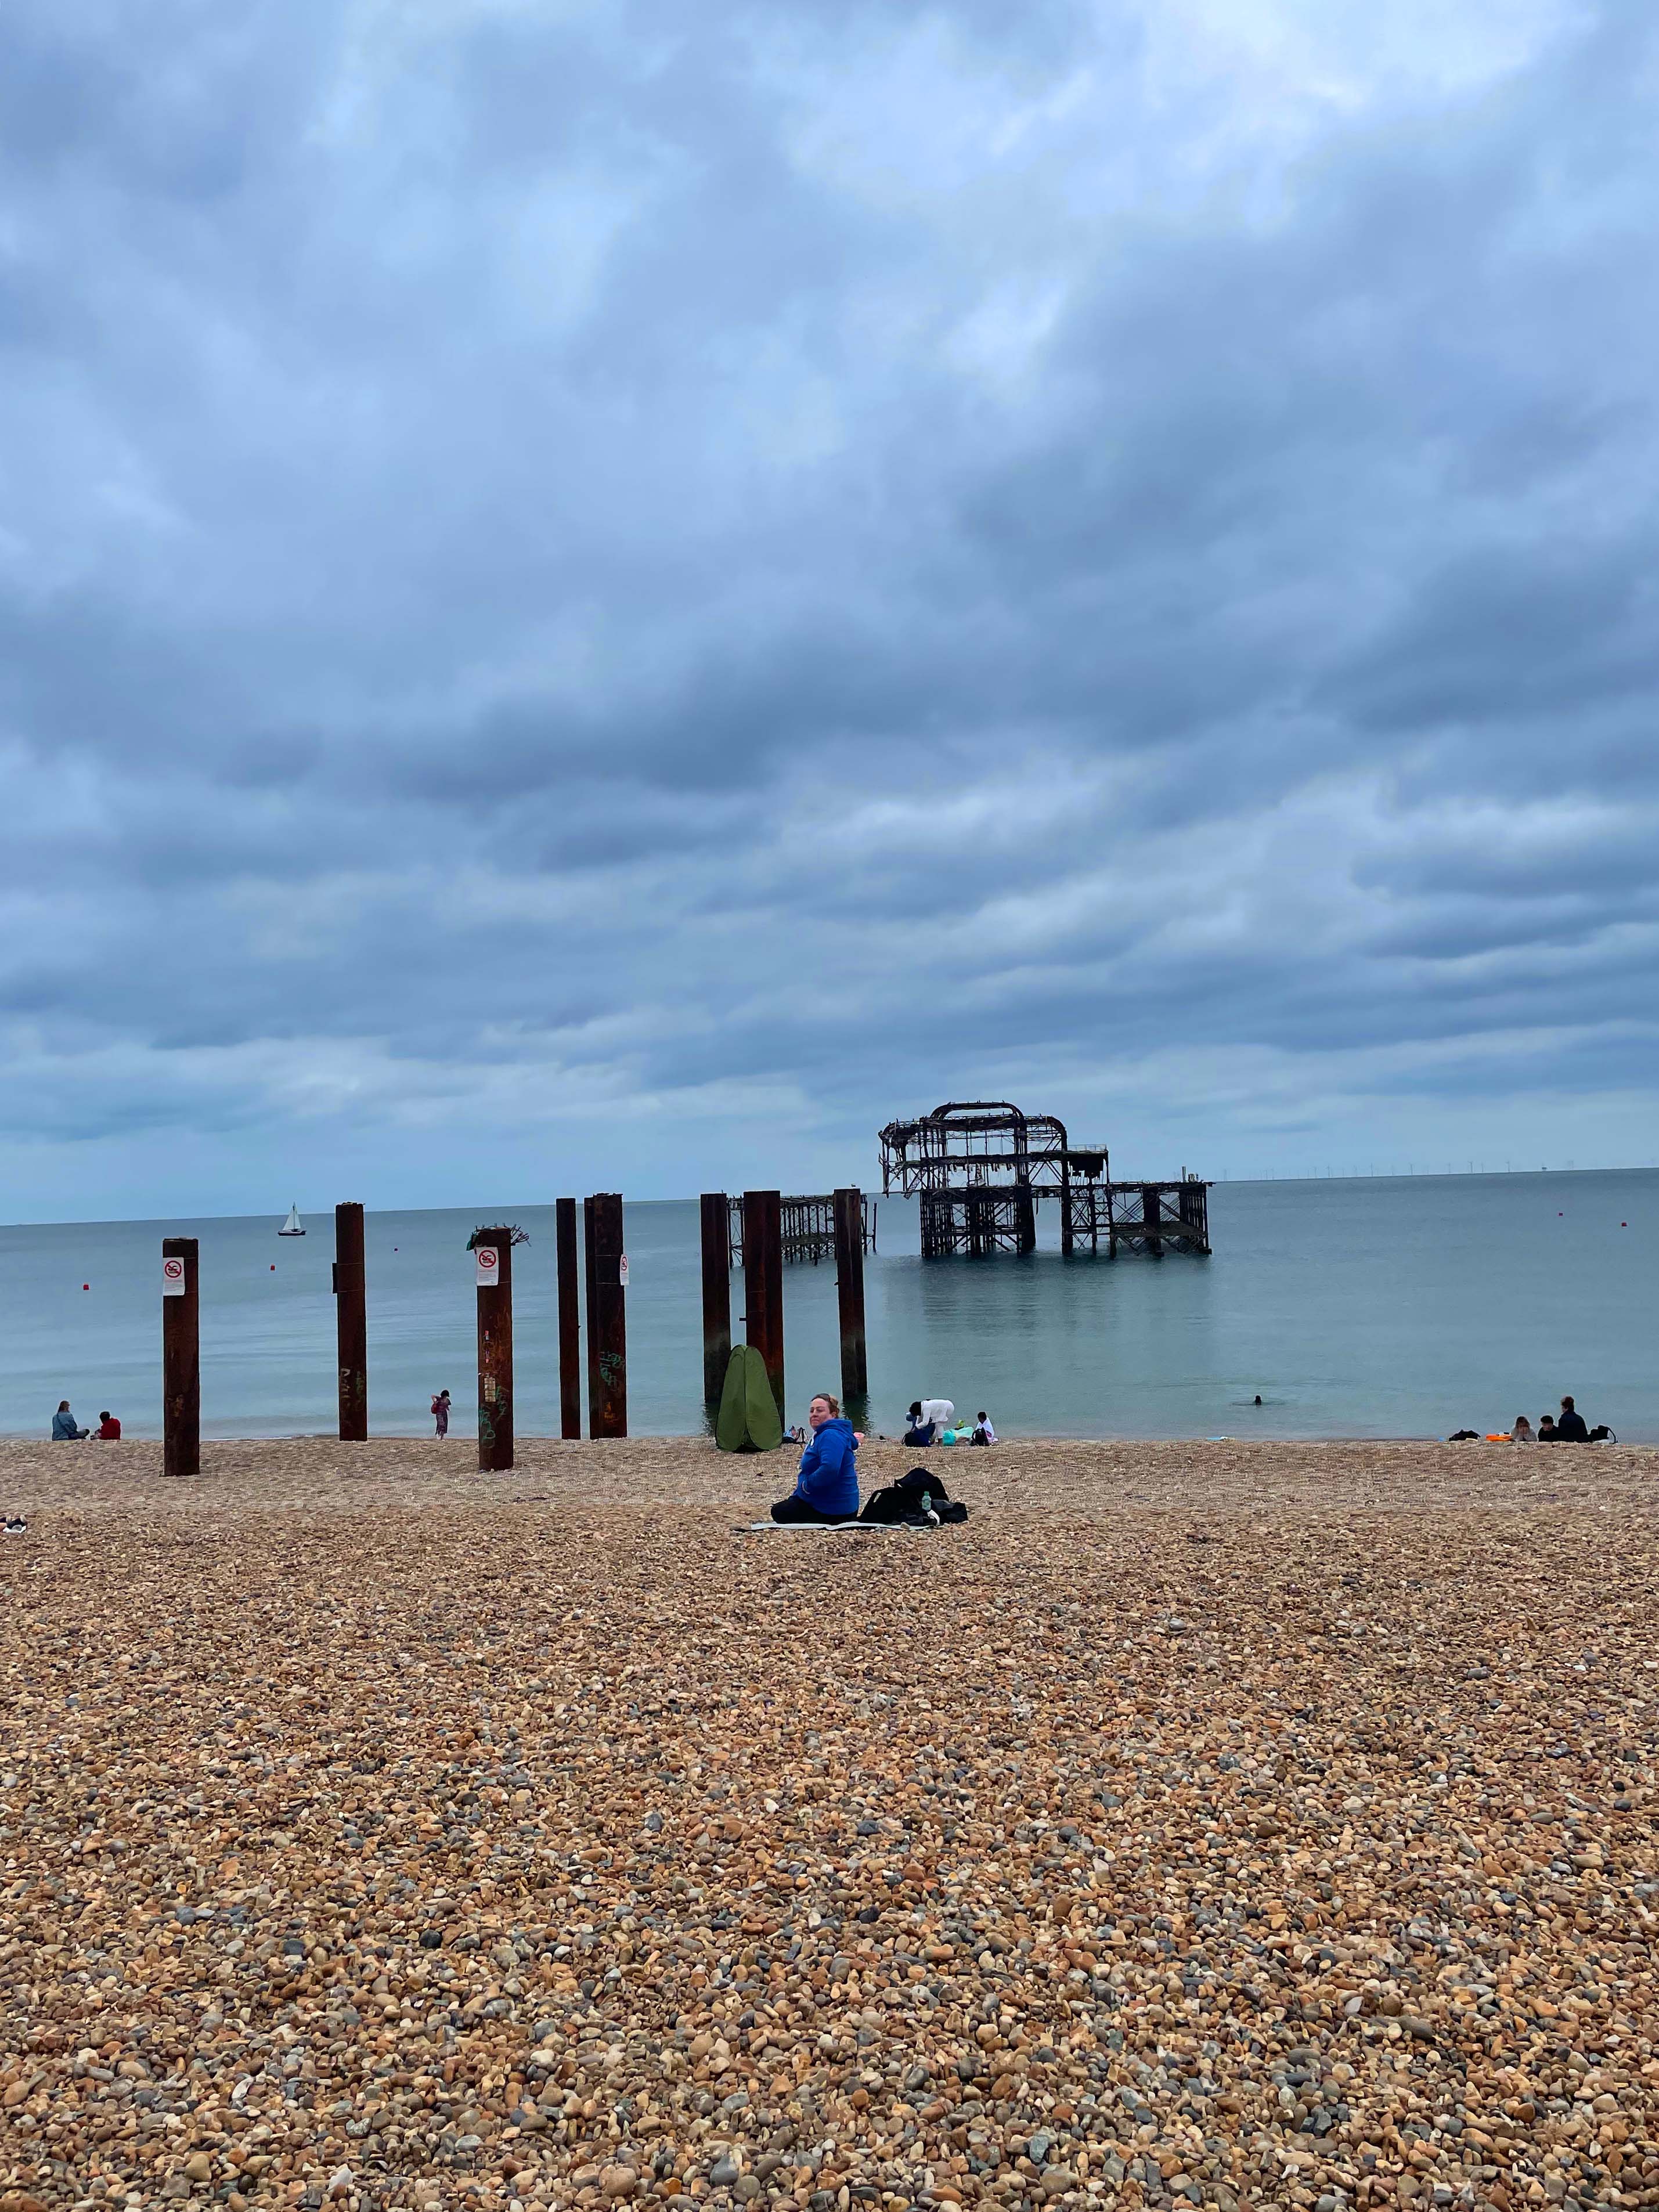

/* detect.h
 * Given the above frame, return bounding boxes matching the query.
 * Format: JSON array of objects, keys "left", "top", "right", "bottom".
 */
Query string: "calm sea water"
[{"left": 1, "top": 1170, "right": 1651, "bottom": 1444}]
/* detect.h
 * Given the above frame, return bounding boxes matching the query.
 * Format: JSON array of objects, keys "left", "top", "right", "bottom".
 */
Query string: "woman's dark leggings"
[{"left": 770, "top": 1497, "right": 853, "bottom": 1524}]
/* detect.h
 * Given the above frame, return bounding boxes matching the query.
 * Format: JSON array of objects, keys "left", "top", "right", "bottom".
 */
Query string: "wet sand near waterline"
[{"left": 3, "top": 1439, "right": 1658, "bottom": 2212}]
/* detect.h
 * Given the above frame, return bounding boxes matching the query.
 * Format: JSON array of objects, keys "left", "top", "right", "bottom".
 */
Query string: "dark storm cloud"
[{"left": 2, "top": 0, "right": 1657, "bottom": 1207}]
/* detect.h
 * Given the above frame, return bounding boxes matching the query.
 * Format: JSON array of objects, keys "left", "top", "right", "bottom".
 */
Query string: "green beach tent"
[{"left": 715, "top": 1343, "right": 783, "bottom": 1452}]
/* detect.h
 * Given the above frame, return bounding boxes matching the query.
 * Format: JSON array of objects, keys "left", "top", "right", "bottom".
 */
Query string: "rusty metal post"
[
  {"left": 585, "top": 1193, "right": 627, "bottom": 1437},
  {"left": 161, "top": 1236, "right": 199, "bottom": 1480},
  {"left": 475, "top": 1228, "right": 514, "bottom": 1470},
  {"left": 742, "top": 1188, "right": 785, "bottom": 1421},
  {"left": 1142, "top": 1184, "right": 1163, "bottom": 1257},
  {"left": 700, "top": 1192, "right": 731, "bottom": 1408},
  {"left": 334, "top": 1201, "right": 367, "bottom": 1441},
  {"left": 556, "top": 1197, "right": 582, "bottom": 1440},
  {"left": 832, "top": 1187, "right": 867, "bottom": 1407}
]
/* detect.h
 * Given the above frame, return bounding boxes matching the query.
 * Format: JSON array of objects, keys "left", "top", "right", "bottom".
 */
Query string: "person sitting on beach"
[
  {"left": 1510, "top": 1414, "right": 1534, "bottom": 1442},
  {"left": 51, "top": 1401, "right": 88, "bottom": 1440},
  {"left": 1555, "top": 1394, "right": 1590, "bottom": 1442},
  {"left": 1537, "top": 1413, "right": 1558, "bottom": 1442},
  {"left": 95, "top": 1411, "right": 121, "bottom": 1440},
  {"left": 970, "top": 1410, "right": 996, "bottom": 1445},
  {"left": 771, "top": 1392, "right": 860, "bottom": 1524}
]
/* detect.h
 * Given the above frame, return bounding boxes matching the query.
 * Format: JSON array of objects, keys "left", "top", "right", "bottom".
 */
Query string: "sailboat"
[{"left": 279, "top": 1204, "right": 305, "bottom": 1237}]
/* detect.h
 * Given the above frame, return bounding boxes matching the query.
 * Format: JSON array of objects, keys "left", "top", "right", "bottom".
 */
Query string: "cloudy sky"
[{"left": 3, "top": 0, "right": 1656, "bottom": 1220}]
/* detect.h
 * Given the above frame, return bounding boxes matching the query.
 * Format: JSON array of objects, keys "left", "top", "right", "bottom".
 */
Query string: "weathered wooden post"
[
  {"left": 584, "top": 1193, "right": 627, "bottom": 1437},
  {"left": 700, "top": 1192, "right": 732, "bottom": 1408},
  {"left": 334, "top": 1201, "right": 367, "bottom": 1441},
  {"left": 474, "top": 1228, "right": 514, "bottom": 1470},
  {"left": 161, "top": 1236, "right": 199, "bottom": 1480},
  {"left": 556, "top": 1197, "right": 582, "bottom": 1441},
  {"left": 832, "top": 1186, "right": 867, "bottom": 1406},
  {"left": 742, "top": 1188, "right": 785, "bottom": 1421}
]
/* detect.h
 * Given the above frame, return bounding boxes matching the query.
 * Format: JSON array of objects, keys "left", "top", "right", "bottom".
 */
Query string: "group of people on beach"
[
  {"left": 1502, "top": 1395, "right": 1610, "bottom": 1442},
  {"left": 901, "top": 1399, "right": 996, "bottom": 1446},
  {"left": 1454, "top": 1394, "right": 1614, "bottom": 1443},
  {"left": 49, "top": 1402, "right": 120, "bottom": 1439},
  {"left": 770, "top": 1390, "right": 987, "bottom": 1525}
]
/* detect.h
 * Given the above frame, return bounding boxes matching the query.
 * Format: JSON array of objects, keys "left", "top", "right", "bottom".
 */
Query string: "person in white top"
[
  {"left": 971, "top": 1411, "right": 996, "bottom": 1445},
  {"left": 906, "top": 1398, "right": 955, "bottom": 1442}
]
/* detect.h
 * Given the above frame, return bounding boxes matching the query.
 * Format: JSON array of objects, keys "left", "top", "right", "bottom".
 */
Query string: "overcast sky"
[{"left": 3, "top": 0, "right": 1656, "bottom": 1220}]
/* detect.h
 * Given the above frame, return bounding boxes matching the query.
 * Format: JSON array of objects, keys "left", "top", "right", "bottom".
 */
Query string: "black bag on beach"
[{"left": 860, "top": 1467, "right": 969, "bottom": 1527}]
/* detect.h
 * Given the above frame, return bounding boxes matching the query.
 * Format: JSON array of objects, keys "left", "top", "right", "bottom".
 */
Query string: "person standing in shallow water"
[
  {"left": 771, "top": 1393, "right": 860, "bottom": 1524},
  {"left": 431, "top": 1389, "right": 451, "bottom": 1438}
]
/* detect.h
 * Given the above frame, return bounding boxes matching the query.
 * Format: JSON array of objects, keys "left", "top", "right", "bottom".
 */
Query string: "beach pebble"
[{"left": 0, "top": 1432, "right": 1656, "bottom": 2212}]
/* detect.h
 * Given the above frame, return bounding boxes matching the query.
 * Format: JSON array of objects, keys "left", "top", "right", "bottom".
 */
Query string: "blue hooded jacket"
[{"left": 793, "top": 1416, "right": 860, "bottom": 1517}]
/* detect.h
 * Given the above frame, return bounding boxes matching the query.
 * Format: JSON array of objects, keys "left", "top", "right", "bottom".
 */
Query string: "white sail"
[{"left": 279, "top": 1204, "right": 305, "bottom": 1236}]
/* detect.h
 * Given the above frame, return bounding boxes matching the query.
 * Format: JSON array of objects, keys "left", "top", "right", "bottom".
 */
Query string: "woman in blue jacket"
[{"left": 771, "top": 1392, "right": 860, "bottom": 1522}]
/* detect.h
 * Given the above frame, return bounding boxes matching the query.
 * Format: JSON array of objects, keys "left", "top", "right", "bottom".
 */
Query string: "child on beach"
[{"left": 431, "top": 1389, "right": 451, "bottom": 1438}]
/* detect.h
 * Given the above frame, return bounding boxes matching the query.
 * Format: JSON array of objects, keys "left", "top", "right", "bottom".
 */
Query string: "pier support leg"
[
  {"left": 161, "top": 1236, "right": 199, "bottom": 1480},
  {"left": 475, "top": 1228, "right": 514, "bottom": 1470},
  {"left": 585, "top": 1193, "right": 628, "bottom": 1437},
  {"left": 833, "top": 1186, "right": 867, "bottom": 1408},
  {"left": 743, "top": 1188, "right": 785, "bottom": 1421},
  {"left": 700, "top": 1192, "right": 732, "bottom": 1409},
  {"left": 556, "top": 1197, "right": 582, "bottom": 1439},
  {"left": 1015, "top": 1179, "right": 1036, "bottom": 1254},
  {"left": 334, "top": 1201, "right": 367, "bottom": 1441},
  {"left": 1142, "top": 1184, "right": 1163, "bottom": 1258}
]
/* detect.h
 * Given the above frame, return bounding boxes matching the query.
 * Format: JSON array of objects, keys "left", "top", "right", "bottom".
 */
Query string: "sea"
[{"left": 1, "top": 1170, "right": 1652, "bottom": 1444}]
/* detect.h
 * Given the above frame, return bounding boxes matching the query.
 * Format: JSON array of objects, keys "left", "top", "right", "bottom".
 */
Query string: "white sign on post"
[
  {"left": 475, "top": 1245, "right": 500, "bottom": 1289},
  {"left": 162, "top": 1254, "right": 186, "bottom": 1298},
  {"left": 618, "top": 1253, "right": 629, "bottom": 1289}
]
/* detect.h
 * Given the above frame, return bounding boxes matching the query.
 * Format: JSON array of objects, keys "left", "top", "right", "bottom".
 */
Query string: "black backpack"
[{"left": 861, "top": 1467, "right": 969, "bottom": 1526}]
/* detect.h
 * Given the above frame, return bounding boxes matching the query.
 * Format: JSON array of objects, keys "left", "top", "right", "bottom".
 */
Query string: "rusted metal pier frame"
[
  {"left": 334, "top": 1200, "right": 367, "bottom": 1441},
  {"left": 881, "top": 1099, "right": 1210, "bottom": 1258},
  {"left": 727, "top": 1191, "right": 874, "bottom": 1266}
]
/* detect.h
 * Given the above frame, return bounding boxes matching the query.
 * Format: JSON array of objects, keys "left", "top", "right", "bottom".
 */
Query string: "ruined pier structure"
[
  {"left": 878, "top": 1100, "right": 1210, "bottom": 1258},
  {"left": 725, "top": 1192, "right": 874, "bottom": 1266}
]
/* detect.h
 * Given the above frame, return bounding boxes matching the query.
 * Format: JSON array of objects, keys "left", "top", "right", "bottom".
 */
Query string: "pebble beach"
[{"left": 2, "top": 1435, "right": 1657, "bottom": 2212}]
